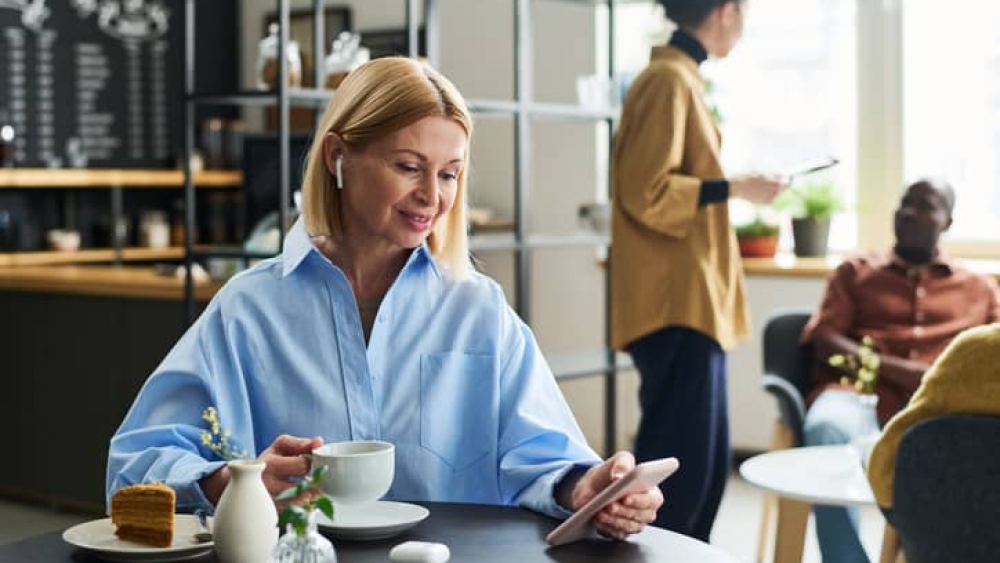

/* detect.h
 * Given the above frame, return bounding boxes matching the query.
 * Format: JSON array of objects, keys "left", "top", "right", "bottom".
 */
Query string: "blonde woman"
[{"left": 108, "top": 58, "right": 661, "bottom": 540}]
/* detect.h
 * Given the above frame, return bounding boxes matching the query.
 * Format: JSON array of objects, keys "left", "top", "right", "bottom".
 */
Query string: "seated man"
[{"left": 799, "top": 178, "right": 1000, "bottom": 563}]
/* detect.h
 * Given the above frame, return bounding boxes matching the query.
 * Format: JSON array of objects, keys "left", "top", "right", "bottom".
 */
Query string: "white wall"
[{"left": 728, "top": 276, "right": 825, "bottom": 450}]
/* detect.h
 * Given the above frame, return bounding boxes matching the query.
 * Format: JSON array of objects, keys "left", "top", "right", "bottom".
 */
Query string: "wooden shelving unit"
[
  {"left": 0, "top": 247, "right": 185, "bottom": 267},
  {"left": 0, "top": 169, "right": 242, "bottom": 189}
]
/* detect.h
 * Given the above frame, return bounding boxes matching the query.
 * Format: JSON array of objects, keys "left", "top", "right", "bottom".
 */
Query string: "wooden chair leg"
[
  {"left": 879, "top": 523, "right": 904, "bottom": 563},
  {"left": 774, "top": 497, "right": 810, "bottom": 563},
  {"left": 756, "top": 493, "right": 776, "bottom": 563},
  {"left": 756, "top": 421, "right": 798, "bottom": 562}
]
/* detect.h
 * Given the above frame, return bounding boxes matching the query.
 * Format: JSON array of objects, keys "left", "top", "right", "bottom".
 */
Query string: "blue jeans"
[{"left": 803, "top": 389, "right": 872, "bottom": 563}]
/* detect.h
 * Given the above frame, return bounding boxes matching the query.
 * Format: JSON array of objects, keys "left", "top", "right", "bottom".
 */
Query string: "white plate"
[
  {"left": 63, "top": 514, "right": 213, "bottom": 562},
  {"left": 317, "top": 501, "right": 429, "bottom": 540}
]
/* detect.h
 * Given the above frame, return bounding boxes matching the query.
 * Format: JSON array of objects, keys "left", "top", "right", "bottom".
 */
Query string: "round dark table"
[{"left": 1, "top": 502, "right": 740, "bottom": 562}]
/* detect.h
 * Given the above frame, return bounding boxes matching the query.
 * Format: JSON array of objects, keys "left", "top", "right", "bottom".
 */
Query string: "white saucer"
[
  {"left": 317, "top": 501, "right": 429, "bottom": 541},
  {"left": 62, "top": 514, "right": 213, "bottom": 562}
]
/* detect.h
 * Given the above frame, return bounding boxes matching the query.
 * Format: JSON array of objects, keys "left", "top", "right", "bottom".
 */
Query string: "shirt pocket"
[{"left": 420, "top": 352, "right": 496, "bottom": 471}]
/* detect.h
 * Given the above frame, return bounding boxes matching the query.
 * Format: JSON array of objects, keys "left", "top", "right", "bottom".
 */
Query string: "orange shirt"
[
  {"left": 801, "top": 252, "right": 1000, "bottom": 422},
  {"left": 610, "top": 45, "right": 749, "bottom": 351}
]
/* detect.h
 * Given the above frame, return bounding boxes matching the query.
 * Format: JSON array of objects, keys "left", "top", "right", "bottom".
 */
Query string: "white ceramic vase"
[{"left": 214, "top": 459, "right": 279, "bottom": 563}]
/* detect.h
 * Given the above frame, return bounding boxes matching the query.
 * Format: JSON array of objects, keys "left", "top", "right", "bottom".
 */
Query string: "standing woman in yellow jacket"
[{"left": 611, "top": 0, "right": 785, "bottom": 540}]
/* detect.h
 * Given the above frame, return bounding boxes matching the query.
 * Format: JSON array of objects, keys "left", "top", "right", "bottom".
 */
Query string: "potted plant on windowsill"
[
  {"left": 735, "top": 216, "right": 780, "bottom": 258},
  {"left": 774, "top": 179, "right": 845, "bottom": 257}
]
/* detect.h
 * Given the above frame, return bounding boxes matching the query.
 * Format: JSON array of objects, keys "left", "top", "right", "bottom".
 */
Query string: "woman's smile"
[{"left": 399, "top": 208, "right": 434, "bottom": 232}]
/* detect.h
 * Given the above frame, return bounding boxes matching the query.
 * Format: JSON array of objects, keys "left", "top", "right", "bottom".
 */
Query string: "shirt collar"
[
  {"left": 281, "top": 217, "right": 441, "bottom": 280},
  {"left": 281, "top": 217, "right": 314, "bottom": 277},
  {"left": 885, "top": 249, "right": 954, "bottom": 278},
  {"left": 667, "top": 29, "right": 708, "bottom": 65}
]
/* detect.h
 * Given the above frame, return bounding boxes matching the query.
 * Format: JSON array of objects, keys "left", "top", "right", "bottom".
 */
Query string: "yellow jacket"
[
  {"left": 867, "top": 323, "right": 1000, "bottom": 508},
  {"left": 610, "top": 45, "right": 749, "bottom": 351}
]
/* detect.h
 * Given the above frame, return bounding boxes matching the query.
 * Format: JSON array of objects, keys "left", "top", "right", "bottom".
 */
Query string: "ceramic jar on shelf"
[{"left": 256, "top": 23, "right": 302, "bottom": 90}]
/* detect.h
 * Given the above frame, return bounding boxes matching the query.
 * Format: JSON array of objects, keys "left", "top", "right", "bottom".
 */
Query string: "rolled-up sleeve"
[{"left": 986, "top": 277, "right": 1000, "bottom": 323}]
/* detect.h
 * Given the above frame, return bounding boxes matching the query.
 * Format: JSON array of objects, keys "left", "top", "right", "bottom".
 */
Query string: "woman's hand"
[
  {"left": 730, "top": 173, "right": 787, "bottom": 205},
  {"left": 258, "top": 434, "right": 325, "bottom": 508},
  {"left": 198, "top": 434, "right": 324, "bottom": 508},
  {"left": 567, "top": 451, "right": 664, "bottom": 541}
]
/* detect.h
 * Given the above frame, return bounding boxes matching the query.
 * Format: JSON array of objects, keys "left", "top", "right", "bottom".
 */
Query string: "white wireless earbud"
[{"left": 335, "top": 155, "right": 344, "bottom": 190}]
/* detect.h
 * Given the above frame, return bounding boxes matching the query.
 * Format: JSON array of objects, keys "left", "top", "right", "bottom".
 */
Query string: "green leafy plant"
[
  {"left": 735, "top": 216, "right": 779, "bottom": 238},
  {"left": 200, "top": 406, "right": 247, "bottom": 461},
  {"left": 774, "top": 179, "right": 845, "bottom": 219},
  {"left": 828, "top": 335, "right": 881, "bottom": 395},
  {"left": 276, "top": 466, "right": 335, "bottom": 537}
]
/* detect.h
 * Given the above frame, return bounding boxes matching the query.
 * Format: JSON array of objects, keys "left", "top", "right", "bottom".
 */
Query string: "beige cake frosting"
[{"left": 110, "top": 482, "right": 176, "bottom": 547}]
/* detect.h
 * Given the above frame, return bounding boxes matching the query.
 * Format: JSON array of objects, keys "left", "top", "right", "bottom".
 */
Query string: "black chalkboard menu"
[{"left": 0, "top": 0, "right": 203, "bottom": 169}]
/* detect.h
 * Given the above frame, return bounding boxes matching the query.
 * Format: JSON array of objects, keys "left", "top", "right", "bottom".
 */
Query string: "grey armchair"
[
  {"left": 754, "top": 309, "right": 815, "bottom": 562},
  {"left": 761, "top": 309, "right": 815, "bottom": 448},
  {"left": 889, "top": 414, "right": 1000, "bottom": 563}
]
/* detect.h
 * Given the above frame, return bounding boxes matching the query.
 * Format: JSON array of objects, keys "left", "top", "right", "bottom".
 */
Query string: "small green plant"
[
  {"left": 828, "top": 335, "right": 881, "bottom": 395},
  {"left": 774, "top": 179, "right": 845, "bottom": 219},
  {"left": 735, "top": 217, "right": 779, "bottom": 238},
  {"left": 200, "top": 406, "right": 247, "bottom": 461},
  {"left": 276, "top": 467, "right": 335, "bottom": 537}
]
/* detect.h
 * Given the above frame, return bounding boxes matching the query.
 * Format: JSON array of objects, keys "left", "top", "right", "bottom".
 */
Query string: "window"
[
  {"left": 611, "top": 1, "right": 1000, "bottom": 257},
  {"left": 902, "top": 0, "right": 1000, "bottom": 244},
  {"left": 613, "top": 0, "right": 858, "bottom": 250},
  {"left": 705, "top": 0, "right": 857, "bottom": 250}
]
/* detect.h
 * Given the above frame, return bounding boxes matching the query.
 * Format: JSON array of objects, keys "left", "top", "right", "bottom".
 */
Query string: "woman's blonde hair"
[{"left": 301, "top": 57, "right": 474, "bottom": 278}]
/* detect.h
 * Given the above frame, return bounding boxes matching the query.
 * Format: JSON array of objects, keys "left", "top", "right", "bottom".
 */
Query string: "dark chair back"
[
  {"left": 760, "top": 309, "right": 815, "bottom": 446},
  {"left": 892, "top": 414, "right": 1000, "bottom": 563}
]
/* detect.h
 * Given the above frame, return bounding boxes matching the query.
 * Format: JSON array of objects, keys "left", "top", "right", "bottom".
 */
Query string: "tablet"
[
  {"left": 545, "top": 457, "right": 679, "bottom": 546},
  {"left": 784, "top": 156, "right": 839, "bottom": 180}
]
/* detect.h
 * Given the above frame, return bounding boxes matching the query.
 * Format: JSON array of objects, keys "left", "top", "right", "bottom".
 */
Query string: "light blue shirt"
[{"left": 107, "top": 218, "right": 599, "bottom": 518}]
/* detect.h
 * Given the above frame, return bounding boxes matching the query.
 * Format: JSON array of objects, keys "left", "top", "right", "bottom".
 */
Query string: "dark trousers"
[{"left": 627, "top": 325, "right": 730, "bottom": 542}]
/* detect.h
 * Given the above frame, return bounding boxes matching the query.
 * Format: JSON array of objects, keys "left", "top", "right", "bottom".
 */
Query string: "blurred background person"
[{"left": 610, "top": 0, "right": 785, "bottom": 541}]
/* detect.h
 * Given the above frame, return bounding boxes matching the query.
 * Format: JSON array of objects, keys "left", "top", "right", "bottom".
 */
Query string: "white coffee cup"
[{"left": 309, "top": 440, "right": 395, "bottom": 504}]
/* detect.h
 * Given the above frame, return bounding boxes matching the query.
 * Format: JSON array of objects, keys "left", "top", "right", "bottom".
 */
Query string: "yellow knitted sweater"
[{"left": 867, "top": 323, "right": 1000, "bottom": 508}]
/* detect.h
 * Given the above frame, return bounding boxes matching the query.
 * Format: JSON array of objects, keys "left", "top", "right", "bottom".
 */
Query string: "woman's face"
[
  {"left": 714, "top": 0, "right": 746, "bottom": 58},
  {"left": 337, "top": 116, "right": 467, "bottom": 253}
]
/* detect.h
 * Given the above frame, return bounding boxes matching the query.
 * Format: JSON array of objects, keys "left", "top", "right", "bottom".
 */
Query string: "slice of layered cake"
[{"left": 110, "top": 482, "right": 176, "bottom": 547}]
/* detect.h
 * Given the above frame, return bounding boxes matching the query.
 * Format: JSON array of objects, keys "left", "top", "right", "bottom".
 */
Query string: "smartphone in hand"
[{"left": 545, "top": 457, "right": 679, "bottom": 546}]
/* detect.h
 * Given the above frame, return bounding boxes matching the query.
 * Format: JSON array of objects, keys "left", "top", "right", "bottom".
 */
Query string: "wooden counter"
[
  {"left": 0, "top": 265, "right": 221, "bottom": 301},
  {"left": 0, "top": 247, "right": 185, "bottom": 267},
  {"left": 0, "top": 168, "right": 242, "bottom": 188}
]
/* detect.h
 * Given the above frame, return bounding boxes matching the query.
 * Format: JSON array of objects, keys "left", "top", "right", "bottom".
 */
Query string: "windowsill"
[{"left": 744, "top": 252, "right": 1000, "bottom": 281}]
